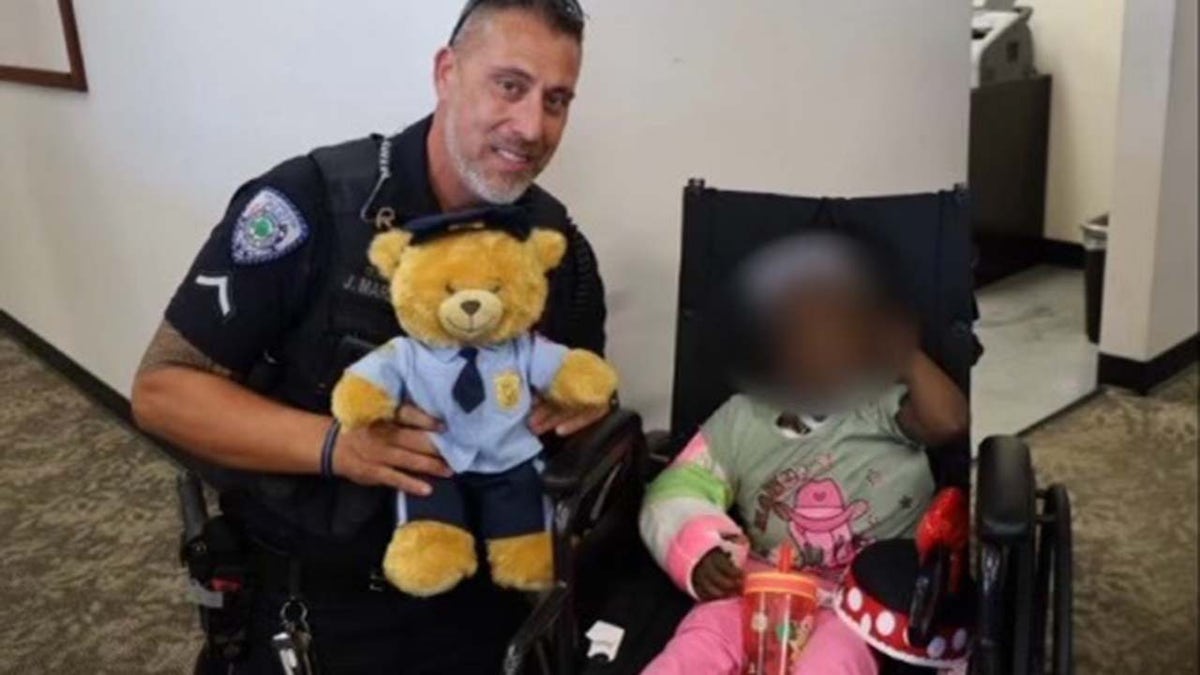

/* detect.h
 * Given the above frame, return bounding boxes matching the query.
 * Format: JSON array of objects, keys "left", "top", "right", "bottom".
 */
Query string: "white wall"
[
  {"left": 1146, "top": 0, "right": 1198, "bottom": 355},
  {"left": 0, "top": 0, "right": 72, "bottom": 71},
  {"left": 0, "top": 1, "right": 970, "bottom": 428},
  {"left": 1025, "top": 0, "right": 1126, "bottom": 242},
  {"left": 1101, "top": 0, "right": 1198, "bottom": 361}
]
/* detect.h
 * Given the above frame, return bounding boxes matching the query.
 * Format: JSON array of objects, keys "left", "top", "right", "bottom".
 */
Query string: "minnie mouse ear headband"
[{"left": 835, "top": 488, "right": 975, "bottom": 669}]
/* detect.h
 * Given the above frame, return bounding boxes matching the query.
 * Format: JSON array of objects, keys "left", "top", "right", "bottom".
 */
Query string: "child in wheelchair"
[{"left": 639, "top": 232, "right": 969, "bottom": 674}]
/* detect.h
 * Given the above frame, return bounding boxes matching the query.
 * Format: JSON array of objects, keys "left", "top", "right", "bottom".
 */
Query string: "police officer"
[{"left": 131, "top": 1, "right": 606, "bottom": 672}]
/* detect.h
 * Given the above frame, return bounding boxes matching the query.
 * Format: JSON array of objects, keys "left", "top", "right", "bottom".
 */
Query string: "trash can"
[{"left": 1081, "top": 214, "right": 1108, "bottom": 344}]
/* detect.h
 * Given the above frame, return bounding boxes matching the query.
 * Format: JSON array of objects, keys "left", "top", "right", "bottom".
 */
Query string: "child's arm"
[
  {"left": 639, "top": 431, "right": 746, "bottom": 600},
  {"left": 896, "top": 350, "right": 970, "bottom": 447}
]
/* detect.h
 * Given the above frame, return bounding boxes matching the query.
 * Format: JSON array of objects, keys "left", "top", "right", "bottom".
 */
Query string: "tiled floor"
[{"left": 971, "top": 265, "right": 1098, "bottom": 447}]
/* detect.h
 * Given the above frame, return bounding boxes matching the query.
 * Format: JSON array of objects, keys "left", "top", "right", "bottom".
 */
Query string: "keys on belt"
[{"left": 273, "top": 597, "right": 317, "bottom": 675}]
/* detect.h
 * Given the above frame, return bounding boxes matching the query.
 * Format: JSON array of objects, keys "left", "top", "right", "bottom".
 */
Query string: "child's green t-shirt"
[{"left": 701, "top": 389, "right": 936, "bottom": 575}]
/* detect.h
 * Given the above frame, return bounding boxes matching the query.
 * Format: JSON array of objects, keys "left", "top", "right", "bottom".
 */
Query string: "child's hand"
[{"left": 692, "top": 549, "right": 745, "bottom": 601}]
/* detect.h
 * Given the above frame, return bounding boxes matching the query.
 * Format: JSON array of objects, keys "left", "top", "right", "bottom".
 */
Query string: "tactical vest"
[{"left": 226, "top": 134, "right": 579, "bottom": 545}]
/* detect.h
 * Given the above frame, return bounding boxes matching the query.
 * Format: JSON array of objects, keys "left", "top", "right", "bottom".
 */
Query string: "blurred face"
[
  {"left": 768, "top": 284, "right": 903, "bottom": 409},
  {"left": 434, "top": 9, "right": 582, "bottom": 204}
]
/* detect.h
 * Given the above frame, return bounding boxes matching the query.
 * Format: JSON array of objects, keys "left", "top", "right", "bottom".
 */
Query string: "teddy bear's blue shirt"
[{"left": 346, "top": 333, "right": 569, "bottom": 474}]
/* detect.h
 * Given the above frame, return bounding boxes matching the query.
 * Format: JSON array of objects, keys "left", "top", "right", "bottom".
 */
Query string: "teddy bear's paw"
[
  {"left": 383, "top": 521, "right": 478, "bottom": 597},
  {"left": 547, "top": 350, "right": 619, "bottom": 409},
  {"left": 331, "top": 373, "right": 397, "bottom": 429},
  {"left": 488, "top": 531, "right": 553, "bottom": 592}
]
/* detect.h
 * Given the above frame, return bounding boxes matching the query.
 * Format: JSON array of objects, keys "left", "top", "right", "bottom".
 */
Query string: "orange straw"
[{"left": 778, "top": 543, "right": 795, "bottom": 572}]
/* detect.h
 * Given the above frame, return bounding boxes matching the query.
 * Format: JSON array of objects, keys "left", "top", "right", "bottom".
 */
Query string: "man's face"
[{"left": 436, "top": 9, "right": 582, "bottom": 204}]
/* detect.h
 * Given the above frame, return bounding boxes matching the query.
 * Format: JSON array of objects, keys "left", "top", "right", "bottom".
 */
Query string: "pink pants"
[{"left": 642, "top": 597, "right": 878, "bottom": 675}]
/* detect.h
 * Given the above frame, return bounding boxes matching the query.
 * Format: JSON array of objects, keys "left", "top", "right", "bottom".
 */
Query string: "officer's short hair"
[{"left": 450, "top": 0, "right": 586, "bottom": 46}]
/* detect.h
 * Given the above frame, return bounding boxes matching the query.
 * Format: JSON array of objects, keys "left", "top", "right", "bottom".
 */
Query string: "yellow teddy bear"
[{"left": 331, "top": 208, "right": 618, "bottom": 597}]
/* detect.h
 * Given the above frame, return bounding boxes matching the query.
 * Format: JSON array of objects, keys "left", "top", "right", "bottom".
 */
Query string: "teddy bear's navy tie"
[{"left": 452, "top": 347, "right": 486, "bottom": 413}]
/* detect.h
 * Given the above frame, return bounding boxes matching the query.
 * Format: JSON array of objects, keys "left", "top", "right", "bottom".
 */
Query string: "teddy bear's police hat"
[{"left": 404, "top": 206, "right": 533, "bottom": 245}]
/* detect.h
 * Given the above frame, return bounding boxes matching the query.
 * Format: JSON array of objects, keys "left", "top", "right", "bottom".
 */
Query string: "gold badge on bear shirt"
[{"left": 494, "top": 370, "right": 523, "bottom": 410}]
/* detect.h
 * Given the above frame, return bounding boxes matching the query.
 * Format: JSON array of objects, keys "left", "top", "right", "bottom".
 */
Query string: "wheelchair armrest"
[
  {"left": 645, "top": 430, "right": 671, "bottom": 458},
  {"left": 542, "top": 408, "right": 643, "bottom": 500},
  {"left": 644, "top": 429, "right": 673, "bottom": 478},
  {"left": 504, "top": 585, "right": 569, "bottom": 675},
  {"left": 976, "top": 435, "right": 1037, "bottom": 545}
]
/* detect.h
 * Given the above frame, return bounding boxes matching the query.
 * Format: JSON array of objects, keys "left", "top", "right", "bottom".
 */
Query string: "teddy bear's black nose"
[{"left": 461, "top": 300, "right": 482, "bottom": 316}]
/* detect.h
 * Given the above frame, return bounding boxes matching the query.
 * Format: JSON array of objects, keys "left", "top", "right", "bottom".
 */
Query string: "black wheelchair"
[{"left": 506, "top": 180, "right": 1074, "bottom": 675}]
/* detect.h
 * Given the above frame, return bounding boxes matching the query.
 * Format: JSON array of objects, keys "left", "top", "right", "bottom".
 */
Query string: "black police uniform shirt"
[{"left": 164, "top": 115, "right": 607, "bottom": 404}]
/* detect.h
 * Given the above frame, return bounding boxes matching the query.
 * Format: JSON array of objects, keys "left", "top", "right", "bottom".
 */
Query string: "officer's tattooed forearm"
[{"left": 137, "top": 321, "right": 233, "bottom": 379}]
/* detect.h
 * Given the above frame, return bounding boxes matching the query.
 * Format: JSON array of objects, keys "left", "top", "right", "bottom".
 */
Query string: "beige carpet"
[
  {"left": 1027, "top": 365, "right": 1198, "bottom": 675},
  {"left": 1, "top": 330, "right": 1196, "bottom": 674},
  {"left": 0, "top": 333, "right": 196, "bottom": 673}
]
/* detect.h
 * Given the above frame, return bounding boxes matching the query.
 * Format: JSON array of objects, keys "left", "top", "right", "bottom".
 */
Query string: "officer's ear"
[
  {"left": 369, "top": 230, "right": 413, "bottom": 279},
  {"left": 529, "top": 229, "right": 567, "bottom": 272}
]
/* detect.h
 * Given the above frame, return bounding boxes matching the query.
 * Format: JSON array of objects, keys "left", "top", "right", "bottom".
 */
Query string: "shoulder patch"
[{"left": 231, "top": 188, "right": 310, "bottom": 265}]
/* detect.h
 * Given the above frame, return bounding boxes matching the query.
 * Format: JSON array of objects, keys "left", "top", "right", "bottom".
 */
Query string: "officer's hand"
[
  {"left": 692, "top": 549, "right": 745, "bottom": 601},
  {"left": 529, "top": 397, "right": 610, "bottom": 437},
  {"left": 334, "top": 407, "right": 451, "bottom": 496}
]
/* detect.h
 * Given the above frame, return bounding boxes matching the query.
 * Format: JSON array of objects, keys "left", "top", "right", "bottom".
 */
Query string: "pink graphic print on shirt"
[{"left": 786, "top": 479, "right": 869, "bottom": 569}]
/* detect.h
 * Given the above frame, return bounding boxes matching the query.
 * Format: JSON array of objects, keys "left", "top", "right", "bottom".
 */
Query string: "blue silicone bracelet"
[{"left": 320, "top": 420, "right": 341, "bottom": 478}]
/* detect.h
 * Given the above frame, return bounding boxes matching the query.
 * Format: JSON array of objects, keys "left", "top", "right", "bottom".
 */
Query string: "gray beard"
[{"left": 444, "top": 117, "right": 531, "bottom": 205}]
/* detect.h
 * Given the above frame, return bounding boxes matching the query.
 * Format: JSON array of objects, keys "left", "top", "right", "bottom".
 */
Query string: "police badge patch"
[
  {"left": 494, "top": 370, "right": 523, "bottom": 411},
  {"left": 231, "top": 188, "right": 309, "bottom": 265}
]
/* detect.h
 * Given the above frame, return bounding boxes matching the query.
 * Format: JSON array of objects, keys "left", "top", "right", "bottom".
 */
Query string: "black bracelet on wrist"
[{"left": 320, "top": 420, "right": 341, "bottom": 479}]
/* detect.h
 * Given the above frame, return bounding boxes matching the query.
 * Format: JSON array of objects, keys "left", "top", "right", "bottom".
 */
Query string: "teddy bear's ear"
[
  {"left": 368, "top": 230, "right": 413, "bottom": 278},
  {"left": 529, "top": 229, "right": 568, "bottom": 271}
]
